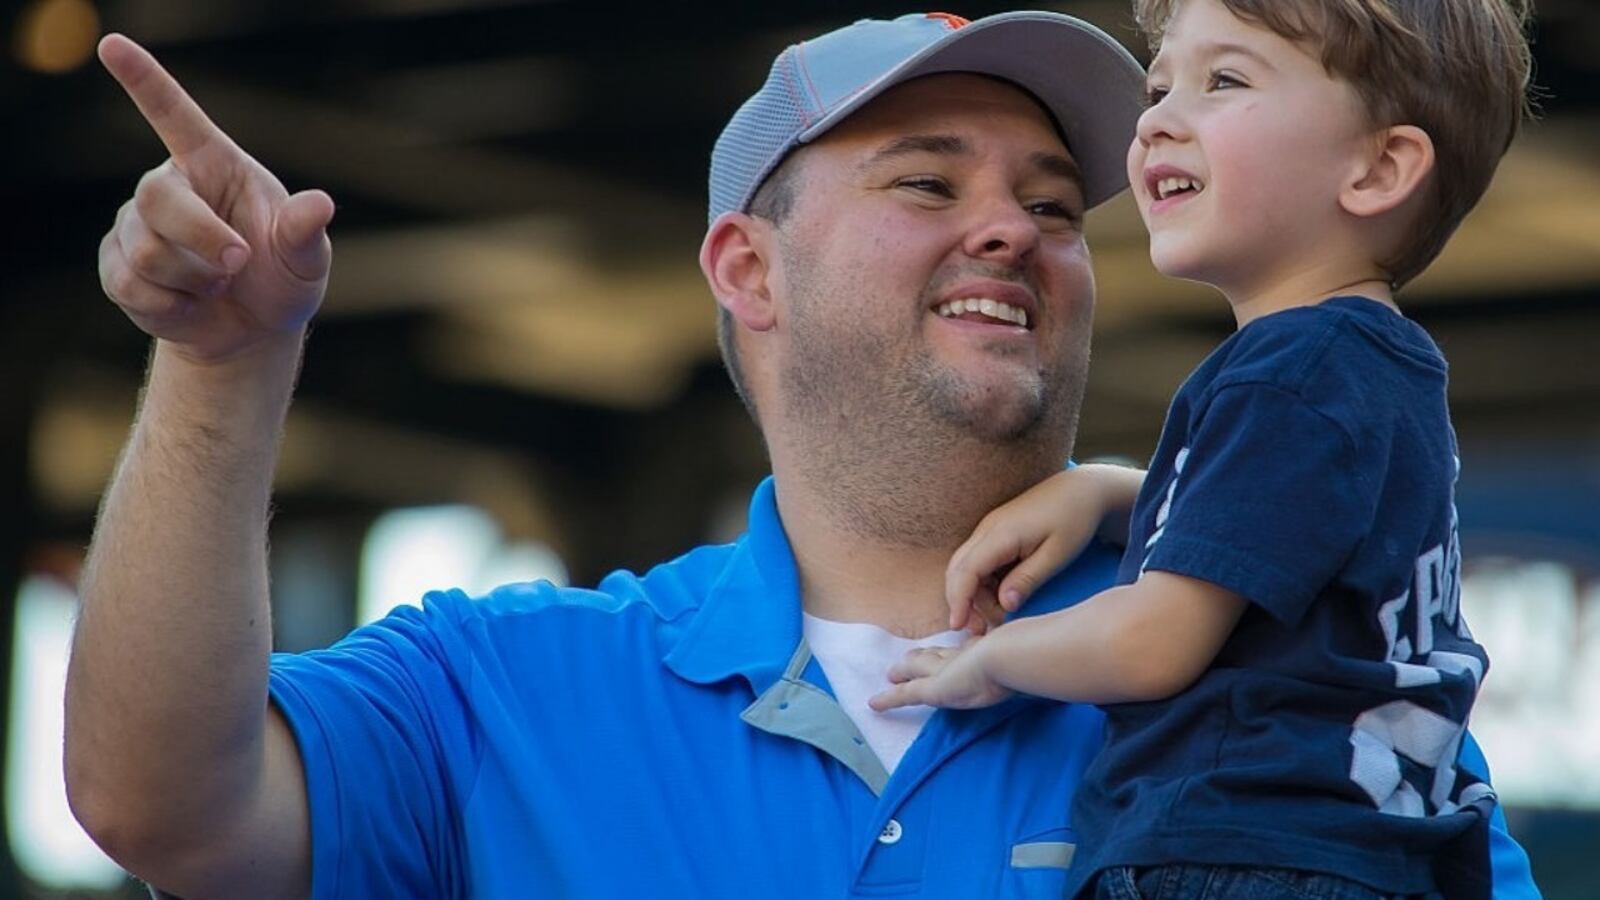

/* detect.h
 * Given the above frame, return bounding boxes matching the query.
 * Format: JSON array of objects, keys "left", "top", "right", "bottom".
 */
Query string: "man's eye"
[
  {"left": 898, "top": 177, "right": 953, "bottom": 197},
  {"left": 1028, "top": 200, "right": 1080, "bottom": 222}
]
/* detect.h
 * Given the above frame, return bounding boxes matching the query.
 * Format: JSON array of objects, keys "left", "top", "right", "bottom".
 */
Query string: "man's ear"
[
  {"left": 700, "top": 212, "right": 778, "bottom": 332},
  {"left": 1341, "top": 124, "right": 1435, "bottom": 219}
]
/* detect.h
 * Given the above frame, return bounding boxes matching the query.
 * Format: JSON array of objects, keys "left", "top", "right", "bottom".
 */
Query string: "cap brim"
[{"left": 797, "top": 12, "right": 1146, "bottom": 210}]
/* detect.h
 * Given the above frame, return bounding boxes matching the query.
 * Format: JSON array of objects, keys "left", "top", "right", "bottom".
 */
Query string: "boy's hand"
[
  {"left": 868, "top": 638, "right": 1013, "bottom": 711},
  {"left": 948, "top": 466, "right": 1142, "bottom": 633}
]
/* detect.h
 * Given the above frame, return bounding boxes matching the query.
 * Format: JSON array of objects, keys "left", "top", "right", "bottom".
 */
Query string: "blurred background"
[{"left": 1, "top": 0, "right": 1596, "bottom": 896}]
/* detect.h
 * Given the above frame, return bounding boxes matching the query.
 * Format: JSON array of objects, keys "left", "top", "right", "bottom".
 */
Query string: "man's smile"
[
  {"left": 934, "top": 297, "right": 1030, "bottom": 328},
  {"left": 929, "top": 278, "right": 1039, "bottom": 332}
]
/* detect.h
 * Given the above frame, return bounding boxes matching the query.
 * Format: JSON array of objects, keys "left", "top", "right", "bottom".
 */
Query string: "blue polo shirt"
[{"left": 267, "top": 477, "right": 1539, "bottom": 899}]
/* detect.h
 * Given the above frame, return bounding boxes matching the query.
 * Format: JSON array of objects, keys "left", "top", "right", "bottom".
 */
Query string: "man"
[{"left": 65, "top": 11, "right": 1539, "bottom": 899}]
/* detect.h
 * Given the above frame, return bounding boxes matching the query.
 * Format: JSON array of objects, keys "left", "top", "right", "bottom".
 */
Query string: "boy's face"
[{"left": 1128, "top": 0, "right": 1377, "bottom": 305}]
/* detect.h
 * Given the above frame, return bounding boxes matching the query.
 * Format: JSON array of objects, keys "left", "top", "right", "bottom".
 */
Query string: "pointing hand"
[{"left": 96, "top": 34, "right": 335, "bottom": 365}]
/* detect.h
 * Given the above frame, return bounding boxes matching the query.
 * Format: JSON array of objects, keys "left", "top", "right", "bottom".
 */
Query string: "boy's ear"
[
  {"left": 1341, "top": 125, "right": 1435, "bottom": 219},
  {"left": 699, "top": 212, "right": 779, "bottom": 333}
]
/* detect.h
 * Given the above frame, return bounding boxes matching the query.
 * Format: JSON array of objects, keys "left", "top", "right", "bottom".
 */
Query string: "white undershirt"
[{"left": 802, "top": 612, "right": 969, "bottom": 774}]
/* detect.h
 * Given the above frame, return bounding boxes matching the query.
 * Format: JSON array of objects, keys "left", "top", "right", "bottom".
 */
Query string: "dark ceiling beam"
[{"left": 86, "top": 69, "right": 704, "bottom": 250}]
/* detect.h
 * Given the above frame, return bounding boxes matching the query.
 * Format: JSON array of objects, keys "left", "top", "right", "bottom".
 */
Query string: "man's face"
[{"left": 764, "top": 73, "right": 1096, "bottom": 449}]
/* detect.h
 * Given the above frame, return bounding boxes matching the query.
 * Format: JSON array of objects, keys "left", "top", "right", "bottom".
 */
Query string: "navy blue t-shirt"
[{"left": 1066, "top": 297, "right": 1495, "bottom": 897}]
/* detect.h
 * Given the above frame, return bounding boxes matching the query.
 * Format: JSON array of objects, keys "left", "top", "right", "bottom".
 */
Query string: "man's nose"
[{"left": 962, "top": 194, "right": 1040, "bottom": 264}]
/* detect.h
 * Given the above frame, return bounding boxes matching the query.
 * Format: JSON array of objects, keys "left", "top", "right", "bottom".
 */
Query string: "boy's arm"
[
  {"left": 981, "top": 572, "right": 1246, "bottom": 702},
  {"left": 1089, "top": 465, "right": 1144, "bottom": 546},
  {"left": 873, "top": 571, "right": 1245, "bottom": 710},
  {"left": 946, "top": 464, "right": 1145, "bottom": 633}
]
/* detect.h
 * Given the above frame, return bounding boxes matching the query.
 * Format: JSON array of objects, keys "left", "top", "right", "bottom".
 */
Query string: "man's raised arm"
[{"left": 63, "top": 34, "right": 335, "bottom": 900}]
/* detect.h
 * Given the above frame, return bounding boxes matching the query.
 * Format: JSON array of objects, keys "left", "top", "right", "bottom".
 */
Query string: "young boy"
[{"left": 870, "top": 0, "right": 1534, "bottom": 897}]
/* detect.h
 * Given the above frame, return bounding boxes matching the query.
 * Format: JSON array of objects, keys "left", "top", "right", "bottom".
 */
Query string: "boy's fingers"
[
  {"left": 971, "top": 588, "right": 1005, "bottom": 632},
  {"left": 135, "top": 164, "right": 247, "bottom": 273},
  {"left": 886, "top": 648, "right": 949, "bottom": 684},
  {"left": 947, "top": 585, "right": 974, "bottom": 631},
  {"left": 869, "top": 685, "right": 920, "bottom": 712},
  {"left": 996, "top": 536, "right": 1071, "bottom": 611},
  {"left": 947, "top": 536, "right": 1006, "bottom": 620},
  {"left": 948, "top": 530, "right": 1026, "bottom": 613},
  {"left": 98, "top": 34, "right": 230, "bottom": 161},
  {"left": 945, "top": 538, "right": 982, "bottom": 625}
]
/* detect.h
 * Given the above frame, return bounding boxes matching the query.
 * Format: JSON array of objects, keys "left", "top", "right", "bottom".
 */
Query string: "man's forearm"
[{"left": 65, "top": 332, "right": 303, "bottom": 856}]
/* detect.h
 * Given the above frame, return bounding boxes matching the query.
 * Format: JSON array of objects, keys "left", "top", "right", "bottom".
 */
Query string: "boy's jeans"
[{"left": 1089, "top": 865, "right": 1446, "bottom": 900}]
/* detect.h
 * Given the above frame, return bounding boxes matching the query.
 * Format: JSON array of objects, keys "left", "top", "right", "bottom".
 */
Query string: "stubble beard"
[{"left": 777, "top": 256, "right": 1089, "bottom": 548}]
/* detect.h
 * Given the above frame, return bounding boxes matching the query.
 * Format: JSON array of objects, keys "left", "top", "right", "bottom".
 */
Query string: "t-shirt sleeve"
[
  {"left": 268, "top": 593, "right": 472, "bottom": 900},
  {"left": 1140, "top": 381, "right": 1381, "bottom": 628}
]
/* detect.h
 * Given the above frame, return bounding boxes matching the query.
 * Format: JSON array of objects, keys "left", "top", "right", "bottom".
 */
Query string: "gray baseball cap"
[{"left": 708, "top": 11, "right": 1146, "bottom": 223}]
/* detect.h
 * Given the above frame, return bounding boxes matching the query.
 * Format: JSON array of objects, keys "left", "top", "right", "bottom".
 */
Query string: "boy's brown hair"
[{"left": 1132, "top": 0, "right": 1535, "bottom": 288}]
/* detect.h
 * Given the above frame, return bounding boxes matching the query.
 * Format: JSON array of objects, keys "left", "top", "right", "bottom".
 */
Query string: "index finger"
[
  {"left": 867, "top": 683, "right": 925, "bottom": 712},
  {"left": 98, "top": 34, "right": 227, "bottom": 160},
  {"left": 945, "top": 532, "right": 1013, "bottom": 626}
]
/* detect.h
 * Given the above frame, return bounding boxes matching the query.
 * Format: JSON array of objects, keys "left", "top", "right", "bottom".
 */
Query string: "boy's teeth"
[
  {"left": 935, "top": 299, "right": 1029, "bottom": 327},
  {"left": 1157, "top": 176, "right": 1202, "bottom": 200}
]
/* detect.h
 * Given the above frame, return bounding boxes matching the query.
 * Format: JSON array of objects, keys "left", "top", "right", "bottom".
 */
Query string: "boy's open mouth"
[{"left": 1154, "top": 175, "right": 1205, "bottom": 200}]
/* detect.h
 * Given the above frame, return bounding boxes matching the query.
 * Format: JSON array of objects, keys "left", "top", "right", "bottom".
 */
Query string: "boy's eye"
[
  {"left": 1144, "top": 85, "right": 1169, "bottom": 107},
  {"left": 1207, "top": 70, "right": 1246, "bottom": 91}
]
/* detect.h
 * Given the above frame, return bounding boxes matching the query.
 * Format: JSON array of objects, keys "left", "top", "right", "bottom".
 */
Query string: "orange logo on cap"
[{"left": 926, "top": 12, "right": 970, "bottom": 29}]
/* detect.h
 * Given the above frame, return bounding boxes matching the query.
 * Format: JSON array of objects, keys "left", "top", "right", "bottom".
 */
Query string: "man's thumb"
[{"left": 274, "top": 189, "right": 335, "bottom": 281}]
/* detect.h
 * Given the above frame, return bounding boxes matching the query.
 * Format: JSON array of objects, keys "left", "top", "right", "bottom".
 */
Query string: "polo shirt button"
[{"left": 877, "top": 819, "right": 903, "bottom": 845}]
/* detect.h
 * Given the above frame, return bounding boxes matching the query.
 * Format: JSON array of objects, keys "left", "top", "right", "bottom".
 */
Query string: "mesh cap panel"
[{"left": 709, "top": 49, "right": 811, "bottom": 223}]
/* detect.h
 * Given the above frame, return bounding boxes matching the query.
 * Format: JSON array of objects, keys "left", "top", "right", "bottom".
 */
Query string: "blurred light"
[
  {"left": 1461, "top": 558, "right": 1600, "bottom": 809},
  {"left": 358, "top": 505, "right": 567, "bottom": 626},
  {"left": 474, "top": 541, "right": 569, "bottom": 597},
  {"left": 14, "top": 0, "right": 100, "bottom": 74},
  {"left": 31, "top": 399, "right": 126, "bottom": 513},
  {"left": 6, "top": 576, "right": 124, "bottom": 890}
]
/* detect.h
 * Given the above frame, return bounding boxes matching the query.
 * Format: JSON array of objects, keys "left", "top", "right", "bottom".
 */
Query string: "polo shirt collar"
[
  {"left": 662, "top": 472, "right": 1104, "bottom": 695},
  {"left": 662, "top": 477, "right": 803, "bottom": 694}
]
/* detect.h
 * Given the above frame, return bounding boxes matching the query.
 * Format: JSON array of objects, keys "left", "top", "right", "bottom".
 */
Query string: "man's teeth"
[
  {"left": 1156, "top": 176, "right": 1203, "bottom": 200},
  {"left": 934, "top": 298, "right": 1029, "bottom": 327}
]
